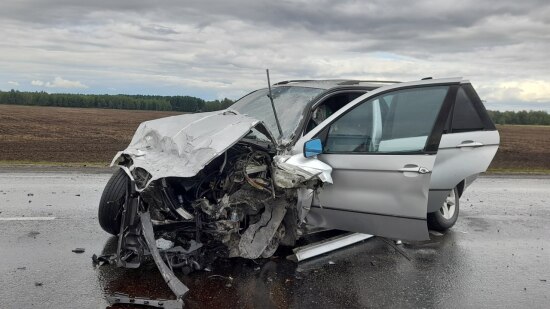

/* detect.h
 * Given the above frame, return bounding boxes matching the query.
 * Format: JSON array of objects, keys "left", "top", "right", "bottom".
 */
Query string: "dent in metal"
[
  {"left": 233, "top": 199, "right": 287, "bottom": 259},
  {"left": 111, "top": 110, "right": 276, "bottom": 190},
  {"left": 273, "top": 153, "right": 333, "bottom": 188}
]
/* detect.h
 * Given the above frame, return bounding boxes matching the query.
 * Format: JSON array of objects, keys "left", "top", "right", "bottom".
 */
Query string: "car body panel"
[
  {"left": 293, "top": 79, "right": 463, "bottom": 241},
  {"left": 427, "top": 130, "right": 500, "bottom": 212},
  {"left": 308, "top": 153, "right": 436, "bottom": 240},
  {"left": 111, "top": 110, "right": 275, "bottom": 188}
]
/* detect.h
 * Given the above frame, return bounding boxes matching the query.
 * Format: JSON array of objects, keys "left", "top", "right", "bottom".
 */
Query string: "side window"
[
  {"left": 451, "top": 88, "right": 485, "bottom": 132},
  {"left": 324, "top": 86, "right": 449, "bottom": 153},
  {"left": 305, "top": 92, "right": 365, "bottom": 134}
]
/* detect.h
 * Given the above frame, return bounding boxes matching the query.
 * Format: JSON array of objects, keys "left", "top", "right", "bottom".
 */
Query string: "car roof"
[
  {"left": 272, "top": 77, "right": 469, "bottom": 91},
  {"left": 272, "top": 79, "right": 401, "bottom": 90}
]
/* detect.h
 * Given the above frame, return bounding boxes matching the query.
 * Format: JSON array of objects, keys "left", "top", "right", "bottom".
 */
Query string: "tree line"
[
  {"left": 0, "top": 89, "right": 234, "bottom": 112},
  {"left": 487, "top": 110, "right": 550, "bottom": 125},
  {"left": 1, "top": 89, "right": 549, "bottom": 125}
]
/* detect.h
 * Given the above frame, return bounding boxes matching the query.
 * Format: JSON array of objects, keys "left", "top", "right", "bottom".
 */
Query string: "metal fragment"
[
  {"left": 106, "top": 293, "right": 183, "bottom": 309},
  {"left": 140, "top": 211, "right": 190, "bottom": 299},
  {"left": 288, "top": 233, "right": 373, "bottom": 262}
]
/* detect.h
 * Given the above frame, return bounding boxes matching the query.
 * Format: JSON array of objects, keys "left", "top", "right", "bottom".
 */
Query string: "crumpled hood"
[{"left": 112, "top": 110, "right": 274, "bottom": 184}]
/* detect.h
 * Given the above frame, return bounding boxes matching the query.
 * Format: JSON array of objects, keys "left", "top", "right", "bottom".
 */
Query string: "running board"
[{"left": 287, "top": 233, "right": 373, "bottom": 262}]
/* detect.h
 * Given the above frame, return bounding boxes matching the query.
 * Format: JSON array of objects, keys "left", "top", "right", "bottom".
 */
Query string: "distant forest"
[
  {"left": 0, "top": 89, "right": 233, "bottom": 112},
  {"left": 1, "top": 89, "right": 549, "bottom": 125},
  {"left": 486, "top": 110, "right": 550, "bottom": 125}
]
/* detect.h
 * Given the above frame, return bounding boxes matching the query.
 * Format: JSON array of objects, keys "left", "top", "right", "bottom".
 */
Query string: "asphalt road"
[{"left": 0, "top": 171, "right": 548, "bottom": 308}]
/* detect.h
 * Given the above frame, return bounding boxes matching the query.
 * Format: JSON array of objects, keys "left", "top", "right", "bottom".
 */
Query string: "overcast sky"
[{"left": 1, "top": 0, "right": 549, "bottom": 111}]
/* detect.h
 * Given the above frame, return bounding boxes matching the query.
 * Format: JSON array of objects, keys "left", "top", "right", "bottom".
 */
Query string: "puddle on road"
[
  {"left": 96, "top": 231, "right": 463, "bottom": 309},
  {"left": 97, "top": 237, "right": 302, "bottom": 309}
]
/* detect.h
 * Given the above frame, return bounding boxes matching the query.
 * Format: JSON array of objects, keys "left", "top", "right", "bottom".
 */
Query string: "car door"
[
  {"left": 296, "top": 80, "right": 459, "bottom": 241},
  {"left": 427, "top": 83, "right": 500, "bottom": 212}
]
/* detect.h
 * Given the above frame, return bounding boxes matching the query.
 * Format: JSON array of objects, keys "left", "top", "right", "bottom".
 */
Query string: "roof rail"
[
  {"left": 273, "top": 80, "right": 315, "bottom": 85},
  {"left": 274, "top": 79, "right": 401, "bottom": 86},
  {"left": 338, "top": 80, "right": 401, "bottom": 85}
]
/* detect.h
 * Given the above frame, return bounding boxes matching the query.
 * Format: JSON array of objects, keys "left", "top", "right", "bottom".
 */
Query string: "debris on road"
[
  {"left": 106, "top": 293, "right": 183, "bottom": 309},
  {"left": 287, "top": 233, "right": 373, "bottom": 262},
  {"left": 92, "top": 254, "right": 116, "bottom": 266},
  {"left": 34, "top": 282, "right": 43, "bottom": 287},
  {"left": 72, "top": 248, "right": 85, "bottom": 253},
  {"left": 27, "top": 231, "right": 39, "bottom": 238}
]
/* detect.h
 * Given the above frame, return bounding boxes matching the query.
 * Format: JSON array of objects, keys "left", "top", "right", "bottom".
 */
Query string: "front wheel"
[
  {"left": 98, "top": 168, "right": 128, "bottom": 235},
  {"left": 427, "top": 187, "right": 459, "bottom": 231}
]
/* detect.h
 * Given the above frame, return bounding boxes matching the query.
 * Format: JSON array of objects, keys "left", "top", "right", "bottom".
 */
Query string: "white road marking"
[{"left": 0, "top": 217, "right": 56, "bottom": 221}]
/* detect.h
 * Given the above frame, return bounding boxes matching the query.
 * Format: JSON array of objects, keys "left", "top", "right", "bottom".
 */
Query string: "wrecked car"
[{"left": 97, "top": 77, "right": 499, "bottom": 301}]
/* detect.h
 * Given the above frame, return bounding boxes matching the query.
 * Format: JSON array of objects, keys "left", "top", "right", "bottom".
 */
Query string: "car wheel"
[
  {"left": 98, "top": 168, "right": 128, "bottom": 235},
  {"left": 427, "top": 187, "right": 459, "bottom": 232}
]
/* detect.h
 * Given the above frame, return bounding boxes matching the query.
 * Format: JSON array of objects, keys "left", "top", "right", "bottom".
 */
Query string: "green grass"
[
  {"left": 0, "top": 160, "right": 109, "bottom": 168},
  {"left": 486, "top": 167, "right": 550, "bottom": 175}
]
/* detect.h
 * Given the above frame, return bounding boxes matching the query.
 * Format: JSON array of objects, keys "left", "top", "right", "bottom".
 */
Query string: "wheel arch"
[{"left": 456, "top": 179, "right": 465, "bottom": 197}]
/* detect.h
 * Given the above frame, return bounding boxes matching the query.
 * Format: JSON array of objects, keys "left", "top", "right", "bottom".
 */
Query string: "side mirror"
[{"left": 303, "top": 138, "right": 323, "bottom": 158}]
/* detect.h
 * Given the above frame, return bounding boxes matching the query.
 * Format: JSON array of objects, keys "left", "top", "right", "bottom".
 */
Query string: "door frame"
[{"left": 292, "top": 79, "right": 462, "bottom": 240}]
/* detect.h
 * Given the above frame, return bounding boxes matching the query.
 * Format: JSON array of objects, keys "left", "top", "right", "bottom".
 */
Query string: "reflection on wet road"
[{"left": 0, "top": 172, "right": 549, "bottom": 308}]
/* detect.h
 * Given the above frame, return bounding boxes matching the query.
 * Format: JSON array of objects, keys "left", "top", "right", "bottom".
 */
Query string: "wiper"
[{"left": 266, "top": 69, "right": 284, "bottom": 140}]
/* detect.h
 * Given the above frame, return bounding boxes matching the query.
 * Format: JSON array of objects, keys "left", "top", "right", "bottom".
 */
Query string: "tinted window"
[
  {"left": 324, "top": 86, "right": 449, "bottom": 153},
  {"left": 451, "top": 88, "right": 485, "bottom": 132}
]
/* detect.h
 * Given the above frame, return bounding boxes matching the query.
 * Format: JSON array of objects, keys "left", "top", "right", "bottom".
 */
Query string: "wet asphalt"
[{"left": 0, "top": 172, "right": 548, "bottom": 309}]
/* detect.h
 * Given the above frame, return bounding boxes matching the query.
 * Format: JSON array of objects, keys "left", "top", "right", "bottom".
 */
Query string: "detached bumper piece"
[
  {"left": 106, "top": 293, "right": 183, "bottom": 309},
  {"left": 140, "top": 211, "right": 190, "bottom": 298},
  {"left": 107, "top": 180, "right": 190, "bottom": 308}
]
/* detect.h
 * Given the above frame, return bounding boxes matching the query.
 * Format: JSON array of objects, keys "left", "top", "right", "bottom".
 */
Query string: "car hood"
[{"left": 112, "top": 110, "right": 276, "bottom": 185}]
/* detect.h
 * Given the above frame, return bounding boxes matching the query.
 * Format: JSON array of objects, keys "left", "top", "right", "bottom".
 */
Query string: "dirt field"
[
  {"left": 491, "top": 125, "right": 550, "bottom": 171},
  {"left": 0, "top": 104, "right": 549, "bottom": 171},
  {"left": 0, "top": 104, "right": 180, "bottom": 163}
]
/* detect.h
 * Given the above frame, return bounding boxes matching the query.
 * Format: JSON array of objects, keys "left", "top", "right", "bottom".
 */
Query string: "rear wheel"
[
  {"left": 98, "top": 169, "right": 128, "bottom": 235},
  {"left": 427, "top": 187, "right": 459, "bottom": 231}
]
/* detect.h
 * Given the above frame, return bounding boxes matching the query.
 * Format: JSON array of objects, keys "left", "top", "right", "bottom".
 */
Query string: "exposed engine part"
[
  {"left": 232, "top": 198, "right": 287, "bottom": 259},
  {"left": 107, "top": 139, "right": 330, "bottom": 306}
]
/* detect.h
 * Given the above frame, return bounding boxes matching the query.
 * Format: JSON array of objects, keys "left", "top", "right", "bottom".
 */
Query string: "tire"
[
  {"left": 98, "top": 168, "right": 128, "bottom": 235},
  {"left": 427, "top": 187, "right": 459, "bottom": 232}
]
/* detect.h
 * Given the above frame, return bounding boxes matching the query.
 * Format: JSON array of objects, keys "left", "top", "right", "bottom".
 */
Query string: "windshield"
[{"left": 231, "top": 86, "right": 324, "bottom": 140}]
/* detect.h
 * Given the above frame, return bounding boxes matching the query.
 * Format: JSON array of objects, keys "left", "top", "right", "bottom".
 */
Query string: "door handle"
[
  {"left": 399, "top": 165, "right": 431, "bottom": 174},
  {"left": 457, "top": 140, "right": 484, "bottom": 148}
]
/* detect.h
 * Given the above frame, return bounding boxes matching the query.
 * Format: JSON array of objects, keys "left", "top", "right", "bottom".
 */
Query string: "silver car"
[{"left": 97, "top": 77, "right": 499, "bottom": 299}]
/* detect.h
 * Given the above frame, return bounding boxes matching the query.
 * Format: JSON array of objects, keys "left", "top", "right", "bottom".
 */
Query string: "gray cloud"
[{"left": 0, "top": 0, "right": 549, "bottom": 109}]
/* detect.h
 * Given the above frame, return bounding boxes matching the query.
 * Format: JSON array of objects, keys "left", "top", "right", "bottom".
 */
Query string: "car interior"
[{"left": 304, "top": 92, "right": 366, "bottom": 134}]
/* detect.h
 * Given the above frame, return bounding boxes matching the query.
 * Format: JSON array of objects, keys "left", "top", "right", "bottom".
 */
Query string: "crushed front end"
[{"left": 102, "top": 110, "right": 331, "bottom": 302}]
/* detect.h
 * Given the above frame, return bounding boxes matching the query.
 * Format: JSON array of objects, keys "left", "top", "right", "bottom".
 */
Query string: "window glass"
[
  {"left": 451, "top": 88, "right": 485, "bottom": 132},
  {"left": 324, "top": 86, "right": 448, "bottom": 153},
  {"left": 305, "top": 92, "right": 365, "bottom": 134},
  {"left": 231, "top": 86, "right": 324, "bottom": 139}
]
